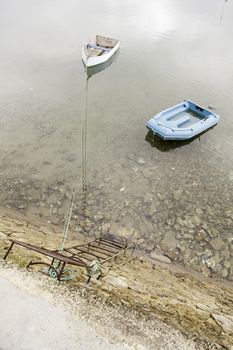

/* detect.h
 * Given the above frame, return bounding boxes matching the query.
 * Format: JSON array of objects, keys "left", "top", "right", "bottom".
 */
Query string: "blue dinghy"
[{"left": 146, "top": 100, "right": 219, "bottom": 140}]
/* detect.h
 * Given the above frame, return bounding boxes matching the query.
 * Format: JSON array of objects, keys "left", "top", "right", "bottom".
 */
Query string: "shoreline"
[{"left": 0, "top": 208, "right": 233, "bottom": 349}]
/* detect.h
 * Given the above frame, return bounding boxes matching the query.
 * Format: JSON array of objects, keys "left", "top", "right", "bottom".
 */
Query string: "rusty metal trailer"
[{"left": 3, "top": 234, "right": 137, "bottom": 282}]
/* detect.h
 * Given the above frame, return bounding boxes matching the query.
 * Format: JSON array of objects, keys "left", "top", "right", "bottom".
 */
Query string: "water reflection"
[
  {"left": 144, "top": 131, "right": 196, "bottom": 152},
  {"left": 220, "top": 0, "right": 228, "bottom": 21},
  {"left": 145, "top": 126, "right": 218, "bottom": 152}
]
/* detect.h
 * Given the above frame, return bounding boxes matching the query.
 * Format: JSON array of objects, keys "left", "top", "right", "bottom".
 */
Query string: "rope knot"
[{"left": 86, "top": 260, "right": 101, "bottom": 277}]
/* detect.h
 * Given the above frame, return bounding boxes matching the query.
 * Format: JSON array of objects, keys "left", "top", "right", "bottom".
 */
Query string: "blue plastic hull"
[{"left": 146, "top": 100, "right": 220, "bottom": 140}]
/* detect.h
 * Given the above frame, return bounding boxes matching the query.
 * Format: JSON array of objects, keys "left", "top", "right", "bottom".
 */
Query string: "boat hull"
[
  {"left": 146, "top": 100, "right": 220, "bottom": 141},
  {"left": 86, "top": 50, "right": 120, "bottom": 77}
]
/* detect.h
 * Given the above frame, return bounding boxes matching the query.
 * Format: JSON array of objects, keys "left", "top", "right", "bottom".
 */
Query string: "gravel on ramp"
[{"left": 0, "top": 275, "right": 127, "bottom": 350}]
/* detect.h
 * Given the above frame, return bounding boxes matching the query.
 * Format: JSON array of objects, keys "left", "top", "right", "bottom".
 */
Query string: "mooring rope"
[
  {"left": 48, "top": 265, "right": 75, "bottom": 281},
  {"left": 48, "top": 77, "right": 92, "bottom": 282},
  {"left": 45, "top": 190, "right": 76, "bottom": 281},
  {"left": 59, "top": 76, "right": 90, "bottom": 252},
  {"left": 82, "top": 78, "right": 88, "bottom": 194},
  {"left": 59, "top": 190, "right": 76, "bottom": 253},
  {"left": 81, "top": 77, "right": 91, "bottom": 227},
  {"left": 86, "top": 260, "right": 102, "bottom": 277}
]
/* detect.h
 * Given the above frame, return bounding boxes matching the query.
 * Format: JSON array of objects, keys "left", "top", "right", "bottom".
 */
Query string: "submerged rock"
[
  {"left": 137, "top": 158, "right": 146, "bottom": 165},
  {"left": 102, "top": 276, "right": 128, "bottom": 289},
  {"left": 161, "top": 231, "right": 178, "bottom": 250},
  {"left": 173, "top": 189, "right": 183, "bottom": 201},
  {"left": 211, "top": 314, "right": 233, "bottom": 333},
  {"left": 201, "top": 264, "right": 211, "bottom": 277},
  {"left": 209, "top": 237, "right": 225, "bottom": 251},
  {"left": 195, "top": 207, "right": 204, "bottom": 215},
  {"left": 142, "top": 167, "right": 158, "bottom": 178},
  {"left": 191, "top": 215, "right": 202, "bottom": 226},
  {"left": 150, "top": 251, "right": 171, "bottom": 264},
  {"left": 66, "top": 154, "right": 76, "bottom": 162},
  {"left": 17, "top": 203, "right": 28, "bottom": 209},
  {"left": 220, "top": 268, "right": 229, "bottom": 278},
  {"left": 209, "top": 228, "right": 219, "bottom": 238}
]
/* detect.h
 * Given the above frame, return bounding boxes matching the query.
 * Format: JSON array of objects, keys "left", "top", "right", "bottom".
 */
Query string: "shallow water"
[{"left": 0, "top": 0, "right": 233, "bottom": 280}]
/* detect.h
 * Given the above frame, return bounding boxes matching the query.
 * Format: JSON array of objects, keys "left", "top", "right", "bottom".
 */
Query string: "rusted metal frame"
[
  {"left": 27, "top": 259, "right": 66, "bottom": 281},
  {"left": 86, "top": 269, "right": 103, "bottom": 285},
  {"left": 63, "top": 242, "right": 112, "bottom": 256},
  {"left": 57, "top": 262, "right": 66, "bottom": 281},
  {"left": 95, "top": 238, "right": 125, "bottom": 248},
  {"left": 26, "top": 259, "right": 60, "bottom": 279},
  {"left": 83, "top": 244, "right": 114, "bottom": 256},
  {"left": 49, "top": 258, "right": 63, "bottom": 270},
  {"left": 62, "top": 248, "right": 77, "bottom": 257},
  {"left": 63, "top": 237, "right": 125, "bottom": 253},
  {"left": 64, "top": 243, "right": 119, "bottom": 257},
  {"left": 83, "top": 244, "right": 113, "bottom": 256},
  {"left": 101, "top": 239, "right": 127, "bottom": 250},
  {"left": 3, "top": 241, "right": 14, "bottom": 260},
  {"left": 97, "top": 239, "right": 125, "bottom": 250},
  {"left": 62, "top": 247, "right": 90, "bottom": 258},
  {"left": 100, "top": 244, "right": 133, "bottom": 265},
  {"left": 88, "top": 242, "right": 121, "bottom": 254},
  {"left": 101, "top": 236, "right": 127, "bottom": 246},
  {"left": 3, "top": 237, "right": 136, "bottom": 283},
  {"left": 95, "top": 242, "right": 125, "bottom": 255},
  {"left": 69, "top": 243, "right": 92, "bottom": 249},
  {"left": 123, "top": 244, "right": 128, "bottom": 256},
  {"left": 122, "top": 242, "right": 137, "bottom": 257},
  {"left": 64, "top": 248, "right": 103, "bottom": 263},
  {"left": 99, "top": 238, "right": 125, "bottom": 248},
  {"left": 6, "top": 239, "right": 76, "bottom": 264},
  {"left": 67, "top": 239, "right": 106, "bottom": 249},
  {"left": 83, "top": 241, "right": 133, "bottom": 265},
  {"left": 64, "top": 245, "right": 124, "bottom": 265},
  {"left": 27, "top": 261, "right": 54, "bottom": 269},
  {"left": 107, "top": 241, "right": 136, "bottom": 258},
  {"left": 64, "top": 246, "right": 109, "bottom": 259},
  {"left": 54, "top": 259, "right": 62, "bottom": 269},
  {"left": 80, "top": 250, "right": 109, "bottom": 260},
  {"left": 130, "top": 239, "right": 139, "bottom": 256},
  {"left": 99, "top": 239, "right": 129, "bottom": 257},
  {"left": 68, "top": 247, "right": 109, "bottom": 260},
  {"left": 100, "top": 234, "right": 125, "bottom": 244},
  {"left": 63, "top": 247, "right": 94, "bottom": 257},
  {"left": 71, "top": 255, "right": 94, "bottom": 263},
  {"left": 66, "top": 240, "right": 120, "bottom": 253},
  {"left": 4, "top": 239, "right": 87, "bottom": 268}
]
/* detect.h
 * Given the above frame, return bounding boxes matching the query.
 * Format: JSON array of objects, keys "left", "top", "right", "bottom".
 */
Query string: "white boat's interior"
[{"left": 85, "top": 35, "right": 119, "bottom": 57}]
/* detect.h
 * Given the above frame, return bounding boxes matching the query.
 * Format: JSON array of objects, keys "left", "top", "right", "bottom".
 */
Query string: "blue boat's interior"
[{"left": 161, "top": 101, "right": 211, "bottom": 128}]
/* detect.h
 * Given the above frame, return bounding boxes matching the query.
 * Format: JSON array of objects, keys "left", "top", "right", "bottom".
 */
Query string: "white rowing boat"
[{"left": 82, "top": 35, "right": 120, "bottom": 67}]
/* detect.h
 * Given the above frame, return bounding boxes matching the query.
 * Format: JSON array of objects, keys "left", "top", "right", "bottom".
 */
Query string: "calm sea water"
[{"left": 0, "top": 0, "right": 232, "bottom": 279}]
